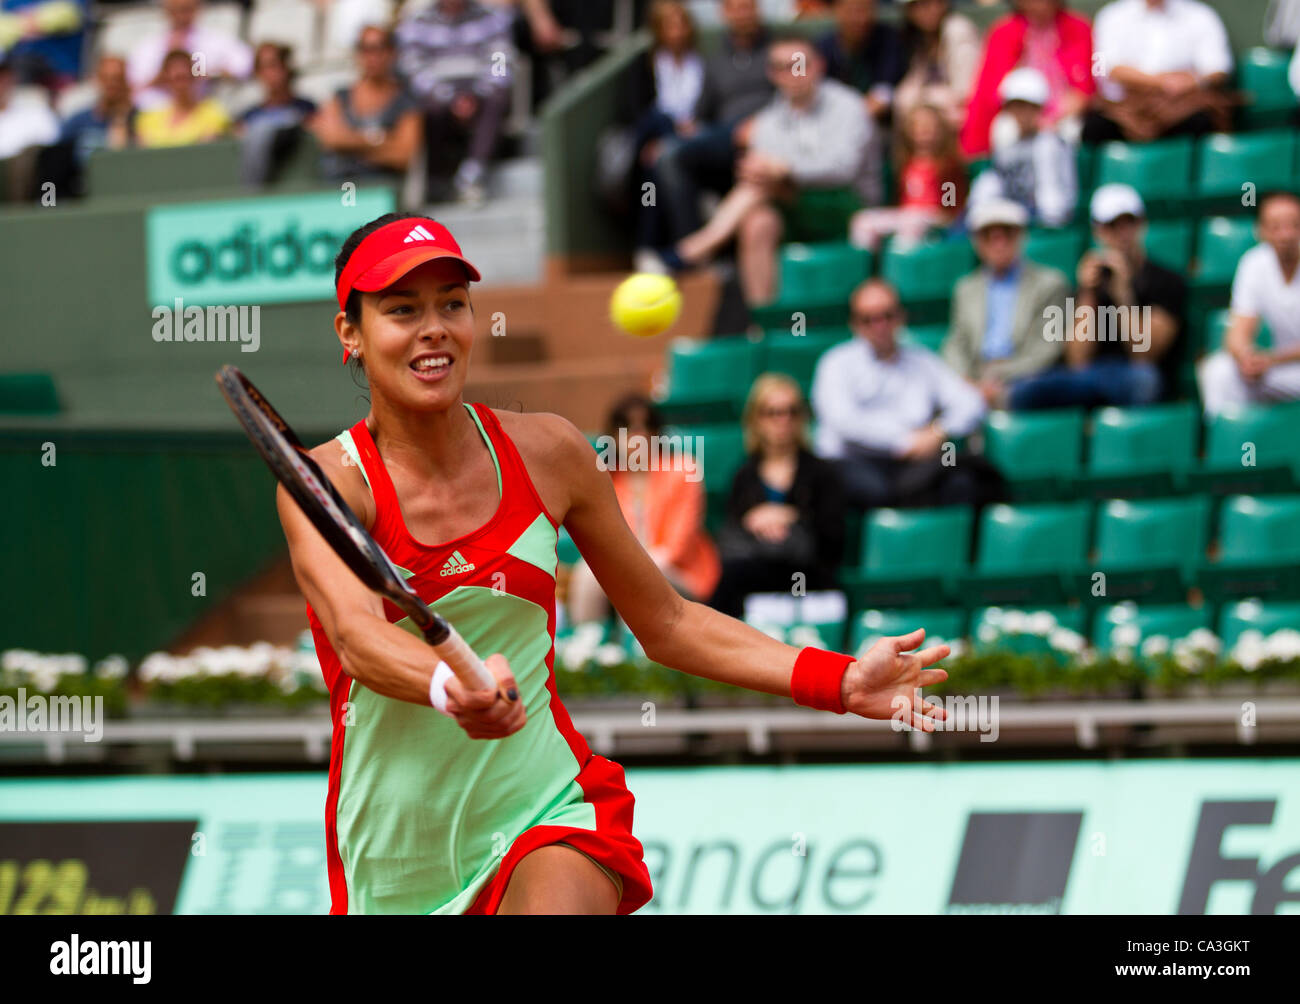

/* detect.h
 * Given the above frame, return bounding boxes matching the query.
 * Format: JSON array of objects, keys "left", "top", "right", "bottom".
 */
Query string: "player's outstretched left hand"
[{"left": 841, "top": 628, "right": 950, "bottom": 730}]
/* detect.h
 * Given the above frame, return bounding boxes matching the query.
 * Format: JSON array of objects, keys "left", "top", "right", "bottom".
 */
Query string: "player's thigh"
[{"left": 496, "top": 843, "right": 620, "bottom": 915}]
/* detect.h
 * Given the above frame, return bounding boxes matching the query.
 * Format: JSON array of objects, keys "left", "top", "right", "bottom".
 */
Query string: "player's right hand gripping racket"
[{"left": 215, "top": 365, "right": 497, "bottom": 693}]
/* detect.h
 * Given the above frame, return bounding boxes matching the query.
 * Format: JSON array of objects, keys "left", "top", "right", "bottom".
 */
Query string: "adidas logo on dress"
[
  {"left": 404, "top": 225, "right": 436, "bottom": 243},
  {"left": 439, "top": 549, "right": 476, "bottom": 577}
]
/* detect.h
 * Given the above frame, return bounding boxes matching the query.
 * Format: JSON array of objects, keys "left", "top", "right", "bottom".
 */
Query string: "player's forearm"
[
  {"left": 643, "top": 597, "right": 801, "bottom": 698},
  {"left": 334, "top": 610, "right": 439, "bottom": 706}
]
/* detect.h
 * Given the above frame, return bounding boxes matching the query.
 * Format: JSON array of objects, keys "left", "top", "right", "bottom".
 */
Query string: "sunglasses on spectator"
[
  {"left": 852, "top": 308, "right": 899, "bottom": 325},
  {"left": 758, "top": 404, "right": 803, "bottom": 419}
]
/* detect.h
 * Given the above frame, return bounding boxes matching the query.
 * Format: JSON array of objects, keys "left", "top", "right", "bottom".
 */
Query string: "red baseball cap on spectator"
[{"left": 336, "top": 217, "right": 481, "bottom": 312}]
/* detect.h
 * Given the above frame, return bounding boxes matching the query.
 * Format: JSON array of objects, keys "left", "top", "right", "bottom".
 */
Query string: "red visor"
[{"left": 335, "top": 217, "right": 481, "bottom": 311}]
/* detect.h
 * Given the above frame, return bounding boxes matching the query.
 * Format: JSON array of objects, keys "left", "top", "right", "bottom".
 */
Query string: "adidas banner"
[{"left": 145, "top": 189, "right": 396, "bottom": 308}]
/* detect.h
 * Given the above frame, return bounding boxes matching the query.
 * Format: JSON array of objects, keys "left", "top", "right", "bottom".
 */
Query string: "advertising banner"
[
  {"left": 0, "top": 761, "right": 1296, "bottom": 915},
  {"left": 145, "top": 189, "right": 396, "bottom": 308}
]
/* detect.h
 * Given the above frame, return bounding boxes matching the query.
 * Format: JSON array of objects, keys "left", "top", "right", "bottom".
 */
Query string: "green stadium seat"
[
  {"left": 844, "top": 506, "right": 973, "bottom": 608},
  {"left": 1188, "top": 401, "right": 1300, "bottom": 495},
  {"left": 751, "top": 242, "right": 871, "bottom": 330},
  {"left": 0, "top": 372, "right": 60, "bottom": 414},
  {"left": 900, "top": 323, "right": 948, "bottom": 355},
  {"left": 1238, "top": 47, "right": 1300, "bottom": 129},
  {"left": 880, "top": 238, "right": 976, "bottom": 322},
  {"left": 849, "top": 607, "right": 967, "bottom": 657},
  {"left": 761, "top": 332, "right": 847, "bottom": 396},
  {"left": 1082, "top": 403, "right": 1198, "bottom": 496},
  {"left": 970, "top": 605, "right": 1088, "bottom": 655},
  {"left": 1024, "top": 227, "right": 1085, "bottom": 276},
  {"left": 1093, "top": 138, "right": 1195, "bottom": 213},
  {"left": 1192, "top": 216, "right": 1257, "bottom": 290},
  {"left": 1091, "top": 495, "right": 1211, "bottom": 601},
  {"left": 1142, "top": 219, "right": 1195, "bottom": 272},
  {"left": 1218, "top": 598, "right": 1300, "bottom": 648},
  {"left": 1195, "top": 130, "right": 1298, "bottom": 201},
  {"left": 1199, "top": 494, "right": 1300, "bottom": 598},
  {"left": 658, "top": 337, "right": 762, "bottom": 422},
  {"left": 983, "top": 409, "right": 1085, "bottom": 500},
  {"left": 557, "top": 525, "right": 582, "bottom": 566},
  {"left": 667, "top": 422, "right": 748, "bottom": 501},
  {"left": 1092, "top": 602, "right": 1213, "bottom": 654},
  {"left": 959, "top": 501, "right": 1091, "bottom": 605},
  {"left": 1200, "top": 308, "right": 1272, "bottom": 355}
]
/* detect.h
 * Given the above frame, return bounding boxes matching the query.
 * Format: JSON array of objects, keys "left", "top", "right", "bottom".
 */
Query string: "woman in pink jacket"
[{"left": 959, "top": 0, "right": 1095, "bottom": 157}]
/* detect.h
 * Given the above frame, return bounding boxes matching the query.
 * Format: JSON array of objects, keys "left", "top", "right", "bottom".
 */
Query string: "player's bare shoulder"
[
  {"left": 491, "top": 407, "right": 601, "bottom": 521},
  {"left": 286, "top": 436, "right": 376, "bottom": 530}
]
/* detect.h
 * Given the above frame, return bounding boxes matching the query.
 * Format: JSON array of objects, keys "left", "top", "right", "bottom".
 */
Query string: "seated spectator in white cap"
[
  {"left": 812, "top": 277, "right": 998, "bottom": 510},
  {"left": 943, "top": 197, "right": 1070, "bottom": 409},
  {"left": 967, "top": 67, "right": 1077, "bottom": 229},
  {"left": 1084, "top": 0, "right": 1233, "bottom": 143},
  {"left": 1198, "top": 192, "right": 1300, "bottom": 416},
  {"left": 1009, "top": 183, "right": 1183, "bottom": 409},
  {"left": 127, "top": 0, "right": 252, "bottom": 110}
]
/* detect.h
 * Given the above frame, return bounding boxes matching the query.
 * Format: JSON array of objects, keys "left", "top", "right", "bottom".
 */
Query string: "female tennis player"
[{"left": 282, "top": 212, "right": 952, "bottom": 915}]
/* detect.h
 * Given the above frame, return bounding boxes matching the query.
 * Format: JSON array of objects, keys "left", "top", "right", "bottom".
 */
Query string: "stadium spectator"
[
  {"left": 649, "top": 0, "right": 774, "bottom": 246},
  {"left": 1198, "top": 192, "right": 1300, "bottom": 415},
  {"left": 1010, "top": 184, "right": 1182, "bottom": 409},
  {"left": 127, "top": 0, "right": 252, "bottom": 111},
  {"left": 816, "top": 0, "right": 905, "bottom": 122},
  {"left": 396, "top": 0, "right": 516, "bottom": 205},
  {"left": 967, "top": 67, "right": 1077, "bottom": 228},
  {"left": 237, "top": 43, "right": 317, "bottom": 187},
  {"left": 812, "top": 278, "right": 991, "bottom": 510},
  {"left": 1084, "top": 0, "right": 1233, "bottom": 143},
  {"left": 848, "top": 102, "right": 966, "bottom": 252},
  {"left": 943, "top": 197, "right": 1069, "bottom": 408},
  {"left": 135, "top": 48, "right": 232, "bottom": 147},
  {"left": 502, "top": 0, "right": 594, "bottom": 112},
  {"left": 319, "top": 0, "right": 396, "bottom": 54},
  {"left": 312, "top": 26, "right": 422, "bottom": 182},
  {"left": 618, "top": 0, "right": 705, "bottom": 251},
  {"left": 893, "top": 0, "right": 982, "bottom": 131},
  {"left": 707, "top": 374, "right": 846, "bottom": 619},
  {"left": 960, "top": 0, "right": 1095, "bottom": 157},
  {"left": 0, "top": 51, "right": 57, "bottom": 200},
  {"left": 49, "top": 53, "right": 135, "bottom": 197},
  {"left": 0, "top": 0, "right": 86, "bottom": 89},
  {"left": 566, "top": 394, "right": 720, "bottom": 628},
  {"left": 653, "top": 35, "right": 881, "bottom": 307}
]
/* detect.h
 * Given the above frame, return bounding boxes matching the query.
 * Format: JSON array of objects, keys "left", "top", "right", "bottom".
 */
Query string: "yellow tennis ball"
[{"left": 610, "top": 273, "right": 682, "bottom": 337}]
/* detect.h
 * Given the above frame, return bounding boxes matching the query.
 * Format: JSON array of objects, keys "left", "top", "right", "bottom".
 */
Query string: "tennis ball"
[{"left": 610, "top": 273, "right": 682, "bottom": 338}]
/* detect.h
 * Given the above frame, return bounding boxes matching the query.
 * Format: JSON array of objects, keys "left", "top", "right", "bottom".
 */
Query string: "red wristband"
[{"left": 790, "top": 647, "right": 854, "bottom": 714}]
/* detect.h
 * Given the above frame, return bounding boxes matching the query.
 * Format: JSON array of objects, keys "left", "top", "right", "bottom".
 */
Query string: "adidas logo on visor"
[
  {"left": 439, "top": 549, "right": 476, "bottom": 577},
  {"left": 404, "top": 224, "right": 437, "bottom": 243}
]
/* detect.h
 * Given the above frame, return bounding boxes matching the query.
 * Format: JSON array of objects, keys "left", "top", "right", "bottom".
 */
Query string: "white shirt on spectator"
[
  {"left": 750, "top": 77, "right": 883, "bottom": 206},
  {"left": 1230, "top": 243, "right": 1300, "bottom": 349},
  {"left": 811, "top": 336, "right": 987, "bottom": 459},
  {"left": 127, "top": 26, "right": 253, "bottom": 109},
  {"left": 1093, "top": 0, "right": 1233, "bottom": 102},
  {"left": 653, "top": 49, "right": 704, "bottom": 125},
  {"left": 0, "top": 99, "right": 60, "bottom": 159}
]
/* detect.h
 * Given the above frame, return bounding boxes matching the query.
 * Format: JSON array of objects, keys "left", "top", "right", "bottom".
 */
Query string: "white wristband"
[{"left": 428, "top": 661, "right": 455, "bottom": 717}]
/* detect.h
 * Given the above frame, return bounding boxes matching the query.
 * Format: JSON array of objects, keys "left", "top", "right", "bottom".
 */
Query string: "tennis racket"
[{"left": 215, "top": 365, "right": 497, "bottom": 692}]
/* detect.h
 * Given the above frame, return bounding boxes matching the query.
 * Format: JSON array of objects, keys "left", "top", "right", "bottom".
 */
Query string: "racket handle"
[{"left": 433, "top": 626, "right": 498, "bottom": 692}]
